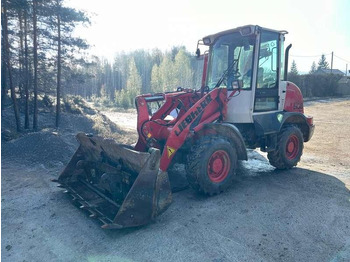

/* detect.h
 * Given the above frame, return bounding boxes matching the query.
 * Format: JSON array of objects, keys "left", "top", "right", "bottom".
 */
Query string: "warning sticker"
[{"left": 167, "top": 146, "right": 176, "bottom": 158}]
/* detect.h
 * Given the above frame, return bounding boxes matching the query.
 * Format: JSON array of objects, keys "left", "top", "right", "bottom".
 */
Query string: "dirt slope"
[{"left": 2, "top": 98, "right": 350, "bottom": 262}]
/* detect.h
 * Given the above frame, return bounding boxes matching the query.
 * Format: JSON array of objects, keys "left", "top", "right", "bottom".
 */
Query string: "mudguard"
[{"left": 203, "top": 122, "right": 248, "bottom": 161}]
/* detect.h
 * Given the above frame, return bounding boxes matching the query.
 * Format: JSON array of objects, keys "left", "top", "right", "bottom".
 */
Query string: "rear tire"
[
  {"left": 268, "top": 126, "right": 304, "bottom": 169},
  {"left": 185, "top": 136, "right": 237, "bottom": 195}
]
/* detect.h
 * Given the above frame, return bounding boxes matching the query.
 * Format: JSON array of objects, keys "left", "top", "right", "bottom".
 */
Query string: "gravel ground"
[{"left": 1, "top": 97, "right": 350, "bottom": 262}]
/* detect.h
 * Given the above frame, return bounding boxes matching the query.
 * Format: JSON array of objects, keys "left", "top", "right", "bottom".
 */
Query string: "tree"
[
  {"left": 133, "top": 49, "right": 153, "bottom": 94},
  {"left": 318, "top": 54, "right": 329, "bottom": 70},
  {"left": 159, "top": 55, "right": 176, "bottom": 91},
  {"left": 1, "top": 1, "right": 7, "bottom": 112},
  {"left": 32, "top": 0, "right": 39, "bottom": 131},
  {"left": 113, "top": 52, "right": 129, "bottom": 91},
  {"left": 290, "top": 60, "right": 298, "bottom": 75},
  {"left": 22, "top": 1, "right": 30, "bottom": 129},
  {"left": 174, "top": 48, "right": 193, "bottom": 88},
  {"left": 126, "top": 58, "right": 142, "bottom": 100},
  {"left": 151, "top": 48, "right": 163, "bottom": 67},
  {"left": 288, "top": 60, "right": 301, "bottom": 88},
  {"left": 309, "top": 61, "right": 317, "bottom": 74},
  {"left": 151, "top": 64, "right": 162, "bottom": 92},
  {"left": 2, "top": 0, "right": 21, "bottom": 131},
  {"left": 1, "top": 0, "right": 91, "bottom": 132},
  {"left": 55, "top": 0, "right": 62, "bottom": 128},
  {"left": 41, "top": 0, "right": 89, "bottom": 127}
]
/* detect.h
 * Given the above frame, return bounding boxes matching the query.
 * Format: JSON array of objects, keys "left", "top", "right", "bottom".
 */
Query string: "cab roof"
[{"left": 202, "top": 25, "right": 288, "bottom": 45}]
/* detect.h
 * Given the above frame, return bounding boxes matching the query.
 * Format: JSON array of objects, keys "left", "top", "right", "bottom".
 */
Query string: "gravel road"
[{"left": 2, "top": 98, "right": 350, "bottom": 262}]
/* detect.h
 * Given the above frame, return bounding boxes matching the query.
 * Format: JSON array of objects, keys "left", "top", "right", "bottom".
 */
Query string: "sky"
[{"left": 66, "top": 0, "right": 350, "bottom": 74}]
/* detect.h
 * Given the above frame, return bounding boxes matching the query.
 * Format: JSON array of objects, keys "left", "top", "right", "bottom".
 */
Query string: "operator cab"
[{"left": 199, "top": 25, "right": 287, "bottom": 124}]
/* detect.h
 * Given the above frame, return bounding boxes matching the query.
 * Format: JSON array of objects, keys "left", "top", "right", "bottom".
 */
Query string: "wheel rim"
[
  {"left": 207, "top": 150, "right": 230, "bottom": 183},
  {"left": 286, "top": 134, "right": 299, "bottom": 160}
]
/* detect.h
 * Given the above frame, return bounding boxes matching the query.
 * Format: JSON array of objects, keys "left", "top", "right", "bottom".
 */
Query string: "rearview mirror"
[{"left": 196, "top": 48, "right": 200, "bottom": 57}]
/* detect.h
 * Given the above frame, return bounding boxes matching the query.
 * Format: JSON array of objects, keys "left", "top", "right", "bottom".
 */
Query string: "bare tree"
[
  {"left": 32, "top": 0, "right": 38, "bottom": 131},
  {"left": 55, "top": 0, "right": 61, "bottom": 128},
  {"left": 24, "top": 8, "right": 30, "bottom": 129},
  {"left": 2, "top": 0, "right": 21, "bottom": 131}
]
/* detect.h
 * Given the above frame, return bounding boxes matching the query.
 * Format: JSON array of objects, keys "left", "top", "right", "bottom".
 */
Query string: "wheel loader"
[{"left": 54, "top": 25, "right": 314, "bottom": 229}]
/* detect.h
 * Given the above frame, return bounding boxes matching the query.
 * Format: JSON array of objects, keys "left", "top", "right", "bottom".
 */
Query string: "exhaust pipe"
[{"left": 284, "top": 44, "right": 292, "bottom": 81}]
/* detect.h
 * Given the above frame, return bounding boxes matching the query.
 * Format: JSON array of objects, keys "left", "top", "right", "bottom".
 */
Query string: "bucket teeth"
[
  {"left": 101, "top": 223, "right": 109, "bottom": 229},
  {"left": 99, "top": 217, "right": 110, "bottom": 226}
]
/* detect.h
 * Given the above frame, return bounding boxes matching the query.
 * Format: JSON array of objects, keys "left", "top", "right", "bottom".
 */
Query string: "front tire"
[
  {"left": 268, "top": 126, "right": 304, "bottom": 169},
  {"left": 185, "top": 136, "right": 237, "bottom": 195}
]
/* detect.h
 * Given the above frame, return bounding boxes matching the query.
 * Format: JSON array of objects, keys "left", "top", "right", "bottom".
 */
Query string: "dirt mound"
[
  {"left": 1, "top": 96, "right": 137, "bottom": 167},
  {"left": 2, "top": 131, "right": 76, "bottom": 168}
]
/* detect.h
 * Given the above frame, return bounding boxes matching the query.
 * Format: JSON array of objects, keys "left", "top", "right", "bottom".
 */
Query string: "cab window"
[
  {"left": 206, "top": 33, "right": 255, "bottom": 90},
  {"left": 254, "top": 30, "right": 280, "bottom": 112},
  {"left": 256, "top": 31, "right": 279, "bottom": 89}
]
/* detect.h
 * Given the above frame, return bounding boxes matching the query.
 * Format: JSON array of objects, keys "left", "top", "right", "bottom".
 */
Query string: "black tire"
[
  {"left": 268, "top": 126, "right": 304, "bottom": 169},
  {"left": 185, "top": 136, "right": 237, "bottom": 195}
]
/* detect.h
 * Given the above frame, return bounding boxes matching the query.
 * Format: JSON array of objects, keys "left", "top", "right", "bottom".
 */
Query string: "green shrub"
[{"left": 115, "top": 89, "right": 132, "bottom": 109}]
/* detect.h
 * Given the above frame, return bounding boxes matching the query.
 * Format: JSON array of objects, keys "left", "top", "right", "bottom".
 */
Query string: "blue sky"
[{"left": 67, "top": 0, "right": 350, "bottom": 73}]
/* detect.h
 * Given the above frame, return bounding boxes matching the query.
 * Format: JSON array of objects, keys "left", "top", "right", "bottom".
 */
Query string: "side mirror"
[{"left": 196, "top": 48, "right": 200, "bottom": 58}]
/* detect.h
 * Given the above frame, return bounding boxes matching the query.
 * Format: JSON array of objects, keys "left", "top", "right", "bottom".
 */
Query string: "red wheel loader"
[{"left": 54, "top": 25, "right": 314, "bottom": 229}]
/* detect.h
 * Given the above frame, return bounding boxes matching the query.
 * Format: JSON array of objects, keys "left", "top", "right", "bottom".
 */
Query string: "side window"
[
  {"left": 257, "top": 31, "right": 279, "bottom": 89},
  {"left": 207, "top": 45, "right": 228, "bottom": 88},
  {"left": 236, "top": 45, "right": 254, "bottom": 89}
]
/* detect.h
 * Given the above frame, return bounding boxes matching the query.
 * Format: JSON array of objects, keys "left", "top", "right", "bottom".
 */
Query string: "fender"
[
  {"left": 202, "top": 123, "right": 248, "bottom": 161},
  {"left": 283, "top": 82, "right": 304, "bottom": 113},
  {"left": 280, "top": 112, "right": 314, "bottom": 142},
  {"left": 253, "top": 111, "right": 314, "bottom": 141}
]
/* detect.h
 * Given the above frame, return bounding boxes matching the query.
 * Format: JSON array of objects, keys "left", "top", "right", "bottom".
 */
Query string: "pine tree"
[
  {"left": 174, "top": 49, "right": 193, "bottom": 88},
  {"left": 2, "top": 0, "right": 21, "bottom": 131},
  {"left": 151, "top": 64, "right": 163, "bottom": 92},
  {"left": 41, "top": 0, "right": 90, "bottom": 127},
  {"left": 290, "top": 60, "right": 298, "bottom": 75},
  {"left": 159, "top": 55, "right": 176, "bottom": 91},
  {"left": 32, "top": 0, "right": 39, "bottom": 131},
  {"left": 133, "top": 49, "right": 153, "bottom": 94},
  {"left": 55, "top": 0, "right": 62, "bottom": 128},
  {"left": 126, "top": 58, "right": 142, "bottom": 104},
  {"left": 318, "top": 54, "right": 329, "bottom": 70},
  {"left": 309, "top": 61, "right": 317, "bottom": 74},
  {"left": 1, "top": 0, "right": 90, "bottom": 131}
]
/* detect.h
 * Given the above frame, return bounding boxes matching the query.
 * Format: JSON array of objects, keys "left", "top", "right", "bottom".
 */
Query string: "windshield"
[{"left": 207, "top": 32, "right": 256, "bottom": 90}]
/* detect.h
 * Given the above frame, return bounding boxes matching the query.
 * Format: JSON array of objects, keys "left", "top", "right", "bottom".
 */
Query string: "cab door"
[{"left": 254, "top": 30, "right": 280, "bottom": 112}]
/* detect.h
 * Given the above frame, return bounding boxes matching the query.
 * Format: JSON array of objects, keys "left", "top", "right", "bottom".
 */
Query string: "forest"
[
  {"left": 1, "top": 0, "right": 205, "bottom": 132},
  {"left": 1, "top": 0, "right": 342, "bottom": 133}
]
